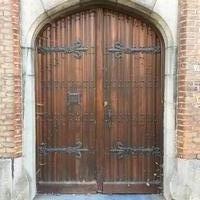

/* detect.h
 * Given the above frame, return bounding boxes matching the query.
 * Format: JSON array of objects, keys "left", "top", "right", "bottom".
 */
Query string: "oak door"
[{"left": 36, "top": 8, "right": 163, "bottom": 194}]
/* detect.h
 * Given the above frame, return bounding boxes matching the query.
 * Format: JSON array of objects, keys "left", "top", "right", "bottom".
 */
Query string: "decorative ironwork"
[
  {"left": 110, "top": 142, "right": 161, "bottom": 158},
  {"left": 108, "top": 42, "right": 160, "bottom": 58},
  {"left": 104, "top": 80, "right": 158, "bottom": 88},
  {"left": 38, "top": 113, "right": 96, "bottom": 123},
  {"left": 67, "top": 81, "right": 95, "bottom": 89},
  {"left": 39, "top": 142, "right": 88, "bottom": 158},
  {"left": 38, "top": 41, "right": 88, "bottom": 59},
  {"left": 106, "top": 114, "right": 157, "bottom": 123},
  {"left": 41, "top": 81, "right": 95, "bottom": 90},
  {"left": 68, "top": 92, "right": 81, "bottom": 105}
]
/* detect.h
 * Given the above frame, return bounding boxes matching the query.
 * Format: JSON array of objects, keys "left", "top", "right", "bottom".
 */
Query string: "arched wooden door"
[{"left": 36, "top": 8, "right": 164, "bottom": 194}]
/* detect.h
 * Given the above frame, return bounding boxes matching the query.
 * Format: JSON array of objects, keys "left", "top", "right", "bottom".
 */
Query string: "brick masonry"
[
  {"left": 0, "top": 0, "right": 22, "bottom": 158},
  {"left": 177, "top": 0, "right": 200, "bottom": 159},
  {"left": 0, "top": 0, "right": 199, "bottom": 199},
  {"left": 0, "top": 0, "right": 198, "bottom": 163}
]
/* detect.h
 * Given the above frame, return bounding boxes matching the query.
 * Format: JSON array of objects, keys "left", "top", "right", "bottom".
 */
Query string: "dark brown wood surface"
[{"left": 36, "top": 8, "right": 163, "bottom": 194}]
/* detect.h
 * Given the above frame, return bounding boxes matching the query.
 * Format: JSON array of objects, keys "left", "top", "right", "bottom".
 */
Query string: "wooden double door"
[{"left": 36, "top": 8, "right": 163, "bottom": 194}]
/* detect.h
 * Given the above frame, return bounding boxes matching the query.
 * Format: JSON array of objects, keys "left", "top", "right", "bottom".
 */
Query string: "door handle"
[
  {"left": 105, "top": 106, "right": 112, "bottom": 128},
  {"left": 107, "top": 108, "right": 112, "bottom": 119}
]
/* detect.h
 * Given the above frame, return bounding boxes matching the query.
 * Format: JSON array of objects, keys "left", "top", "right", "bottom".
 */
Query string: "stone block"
[
  {"left": 170, "top": 159, "right": 200, "bottom": 200},
  {"left": 0, "top": 159, "right": 12, "bottom": 200}
]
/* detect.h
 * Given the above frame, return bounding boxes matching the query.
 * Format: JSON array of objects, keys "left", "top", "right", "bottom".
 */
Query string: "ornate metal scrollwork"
[
  {"left": 38, "top": 41, "right": 88, "bottom": 59},
  {"left": 39, "top": 142, "right": 88, "bottom": 158},
  {"left": 110, "top": 142, "right": 161, "bottom": 158},
  {"left": 108, "top": 42, "right": 160, "bottom": 58},
  {"left": 68, "top": 92, "right": 81, "bottom": 105}
]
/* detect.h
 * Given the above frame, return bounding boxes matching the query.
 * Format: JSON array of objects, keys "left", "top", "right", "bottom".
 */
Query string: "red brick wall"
[
  {"left": 177, "top": 0, "right": 200, "bottom": 159},
  {"left": 0, "top": 0, "right": 22, "bottom": 157},
  {"left": 0, "top": 0, "right": 200, "bottom": 160}
]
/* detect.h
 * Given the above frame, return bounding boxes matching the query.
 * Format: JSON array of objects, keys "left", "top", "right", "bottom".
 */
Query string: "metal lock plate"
[{"left": 68, "top": 92, "right": 81, "bottom": 105}]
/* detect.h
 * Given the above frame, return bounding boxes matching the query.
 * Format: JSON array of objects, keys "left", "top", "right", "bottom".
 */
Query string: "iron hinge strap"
[
  {"left": 110, "top": 142, "right": 161, "bottom": 158},
  {"left": 37, "top": 40, "right": 88, "bottom": 59},
  {"left": 108, "top": 42, "right": 160, "bottom": 58},
  {"left": 39, "top": 142, "right": 88, "bottom": 158}
]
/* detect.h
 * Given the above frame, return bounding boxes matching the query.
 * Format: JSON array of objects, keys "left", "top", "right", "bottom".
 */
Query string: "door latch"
[{"left": 105, "top": 105, "right": 112, "bottom": 128}]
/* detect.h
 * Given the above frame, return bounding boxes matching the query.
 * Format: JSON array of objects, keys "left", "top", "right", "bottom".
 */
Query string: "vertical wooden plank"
[
  {"left": 47, "top": 25, "right": 52, "bottom": 182},
  {"left": 60, "top": 17, "right": 66, "bottom": 181},
  {"left": 155, "top": 33, "right": 163, "bottom": 190},
  {"left": 146, "top": 25, "right": 153, "bottom": 182},
  {"left": 67, "top": 15, "right": 73, "bottom": 181},
  {"left": 57, "top": 19, "right": 62, "bottom": 181},
  {"left": 69, "top": 14, "right": 75, "bottom": 181},
  {"left": 96, "top": 8, "right": 104, "bottom": 192},
  {"left": 65, "top": 15, "right": 70, "bottom": 181},
  {"left": 113, "top": 11, "right": 118, "bottom": 182},
  {"left": 131, "top": 17, "right": 138, "bottom": 182},
  {"left": 52, "top": 21, "right": 56, "bottom": 181},
  {"left": 36, "top": 35, "right": 43, "bottom": 182},
  {"left": 103, "top": 9, "right": 110, "bottom": 182},
  {"left": 91, "top": 10, "right": 97, "bottom": 181},
  {"left": 118, "top": 12, "right": 124, "bottom": 182},
  {"left": 142, "top": 22, "right": 147, "bottom": 182},
  {"left": 85, "top": 10, "right": 89, "bottom": 180},
  {"left": 137, "top": 20, "right": 142, "bottom": 182},
  {"left": 127, "top": 15, "right": 133, "bottom": 183},
  {"left": 81, "top": 10, "right": 85, "bottom": 181},
  {"left": 126, "top": 15, "right": 132, "bottom": 183},
  {"left": 87, "top": 10, "right": 96, "bottom": 181}
]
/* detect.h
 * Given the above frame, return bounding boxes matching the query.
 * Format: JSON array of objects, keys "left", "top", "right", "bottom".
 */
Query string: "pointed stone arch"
[{"left": 21, "top": 0, "right": 177, "bottom": 199}]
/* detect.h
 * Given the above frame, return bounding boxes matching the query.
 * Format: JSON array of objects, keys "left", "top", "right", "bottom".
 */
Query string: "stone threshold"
[{"left": 34, "top": 194, "right": 164, "bottom": 200}]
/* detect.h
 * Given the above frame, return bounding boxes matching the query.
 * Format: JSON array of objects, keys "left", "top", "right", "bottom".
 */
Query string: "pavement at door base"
[{"left": 34, "top": 194, "right": 164, "bottom": 200}]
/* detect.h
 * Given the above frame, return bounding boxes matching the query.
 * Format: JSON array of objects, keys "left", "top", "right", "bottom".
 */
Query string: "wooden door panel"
[
  {"left": 36, "top": 8, "right": 163, "bottom": 194},
  {"left": 36, "top": 10, "right": 97, "bottom": 193},
  {"left": 103, "top": 9, "right": 163, "bottom": 193}
]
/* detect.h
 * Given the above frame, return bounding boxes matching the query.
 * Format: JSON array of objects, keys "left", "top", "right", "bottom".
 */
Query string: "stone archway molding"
[{"left": 21, "top": 0, "right": 178, "bottom": 199}]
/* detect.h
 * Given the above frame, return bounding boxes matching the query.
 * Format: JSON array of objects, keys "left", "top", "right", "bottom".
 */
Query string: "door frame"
[{"left": 22, "top": 1, "right": 177, "bottom": 199}]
